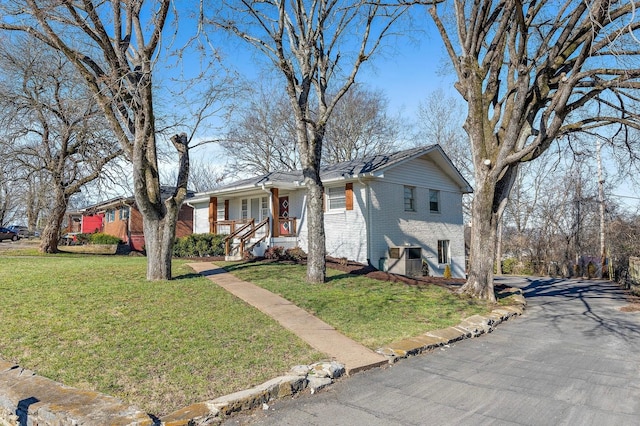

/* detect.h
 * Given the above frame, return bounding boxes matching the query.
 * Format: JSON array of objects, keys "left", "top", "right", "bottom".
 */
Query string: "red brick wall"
[
  {"left": 103, "top": 209, "right": 128, "bottom": 242},
  {"left": 99, "top": 204, "right": 193, "bottom": 251},
  {"left": 176, "top": 205, "right": 193, "bottom": 238}
]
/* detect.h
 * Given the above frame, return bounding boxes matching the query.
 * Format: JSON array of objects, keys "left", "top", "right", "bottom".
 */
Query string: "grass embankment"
[
  {"left": 221, "top": 261, "right": 493, "bottom": 348},
  {"left": 0, "top": 255, "right": 323, "bottom": 417},
  {"left": 0, "top": 251, "right": 501, "bottom": 417}
]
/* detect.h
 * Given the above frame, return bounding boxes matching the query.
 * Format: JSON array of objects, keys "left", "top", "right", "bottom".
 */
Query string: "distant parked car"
[
  {"left": 0, "top": 227, "right": 19, "bottom": 242},
  {"left": 7, "top": 225, "right": 30, "bottom": 238},
  {"left": 60, "top": 232, "right": 80, "bottom": 245}
]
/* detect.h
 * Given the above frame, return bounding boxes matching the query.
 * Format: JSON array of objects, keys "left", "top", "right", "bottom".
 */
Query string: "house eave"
[
  {"left": 322, "top": 172, "right": 379, "bottom": 185},
  {"left": 85, "top": 198, "right": 134, "bottom": 213},
  {"left": 192, "top": 180, "right": 304, "bottom": 202}
]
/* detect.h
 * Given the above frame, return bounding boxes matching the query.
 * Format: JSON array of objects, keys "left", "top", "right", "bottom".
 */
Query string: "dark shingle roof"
[
  {"left": 197, "top": 144, "right": 472, "bottom": 197},
  {"left": 213, "top": 146, "right": 435, "bottom": 192},
  {"left": 318, "top": 146, "right": 432, "bottom": 180}
]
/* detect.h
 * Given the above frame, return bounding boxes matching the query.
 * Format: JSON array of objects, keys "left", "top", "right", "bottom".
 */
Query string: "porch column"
[
  {"left": 209, "top": 197, "right": 217, "bottom": 234},
  {"left": 271, "top": 187, "right": 279, "bottom": 238}
]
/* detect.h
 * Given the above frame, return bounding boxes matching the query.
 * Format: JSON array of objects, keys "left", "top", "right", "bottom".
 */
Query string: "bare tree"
[
  {"left": 0, "top": 159, "right": 18, "bottom": 228},
  {"left": 0, "top": 36, "right": 123, "bottom": 252},
  {"left": 415, "top": 89, "right": 473, "bottom": 218},
  {"left": 322, "top": 84, "right": 401, "bottom": 163},
  {"left": 211, "top": 1, "right": 408, "bottom": 282},
  {"left": 608, "top": 209, "right": 640, "bottom": 282},
  {"left": 223, "top": 86, "right": 300, "bottom": 176},
  {"left": 161, "top": 154, "right": 226, "bottom": 192},
  {"left": 1, "top": 1, "right": 191, "bottom": 279},
  {"left": 429, "top": 0, "right": 640, "bottom": 300},
  {"left": 223, "top": 81, "right": 399, "bottom": 178}
]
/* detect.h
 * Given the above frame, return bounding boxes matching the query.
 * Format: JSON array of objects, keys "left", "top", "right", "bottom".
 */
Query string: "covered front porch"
[{"left": 204, "top": 187, "right": 301, "bottom": 259}]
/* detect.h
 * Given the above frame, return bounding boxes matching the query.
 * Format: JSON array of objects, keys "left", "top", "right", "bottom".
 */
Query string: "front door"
[
  {"left": 279, "top": 196, "right": 290, "bottom": 235},
  {"left": 250, "top": 198, "right": 260, "bottom": 222}
]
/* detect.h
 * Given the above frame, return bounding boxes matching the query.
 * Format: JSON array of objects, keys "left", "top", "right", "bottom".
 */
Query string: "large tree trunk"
[
  {"left": 305, "top": 176, "right": 326, "bottom": 283},
  {"left": 142, "top": 216, "right": 174, "bottom": 281},
  {"left": 460, "top": 182, "right": 499, "bottom": 301},
  {"left": 136, "top": 133, "right": 189, "bottom": 281},
  {"left": 495, "top": 216, "right": 504, "bottom": 276},
  {"left": 302, "top": 129, "right": 326, "bottom": 283},
  {"left": 40, "top": 187, "right": 69, "bottom": 254}
]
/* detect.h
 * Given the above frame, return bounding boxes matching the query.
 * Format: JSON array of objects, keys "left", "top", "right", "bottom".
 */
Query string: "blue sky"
[{"left": 165, "top": 4, "right": 639, "bottom": 212}]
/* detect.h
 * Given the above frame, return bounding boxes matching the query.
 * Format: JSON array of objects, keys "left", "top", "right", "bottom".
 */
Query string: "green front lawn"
[
  {"left": 221, "top": 261, "right": 493, "bottom": 348},
  {"left": 0, "top": 253, "right": 497, "bottom": 418},
  {"left": 0, "top": 255, "right": 323, "bottom": 417}
]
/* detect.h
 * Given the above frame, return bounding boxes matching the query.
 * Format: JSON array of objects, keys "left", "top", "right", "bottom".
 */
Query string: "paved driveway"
[{"left": 225, "top": 277, "right": 640, "bottom": 425}]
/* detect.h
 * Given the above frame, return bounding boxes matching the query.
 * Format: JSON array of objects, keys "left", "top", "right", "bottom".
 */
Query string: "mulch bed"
[{"left": 324, "top": 256, "right": 465, "bottom": 290}]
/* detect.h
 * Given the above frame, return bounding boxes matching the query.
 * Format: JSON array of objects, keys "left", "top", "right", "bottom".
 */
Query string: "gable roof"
[{"left": 192, "top": 145, "right": 473, "bottom": 200}]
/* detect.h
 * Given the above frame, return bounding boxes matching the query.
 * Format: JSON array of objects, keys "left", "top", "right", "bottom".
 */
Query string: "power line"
[{"left": 611, "top": 193, "right": 640, "bottom": 201}]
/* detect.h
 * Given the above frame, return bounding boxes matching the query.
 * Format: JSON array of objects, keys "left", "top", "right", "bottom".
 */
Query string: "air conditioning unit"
[{"left": 386, "top": 246, "right": 422, "bottom": 277}]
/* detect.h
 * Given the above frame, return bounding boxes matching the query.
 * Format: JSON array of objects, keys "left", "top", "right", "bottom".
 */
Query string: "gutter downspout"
[{"left": 357, "top": 175, "right": 373, "bottom": 267}]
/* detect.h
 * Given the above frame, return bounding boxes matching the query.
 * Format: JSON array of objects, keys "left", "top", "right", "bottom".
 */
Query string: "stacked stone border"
[
  {"left": 376, "top": 287, "right": 527, "bottom": 362},
  {"left": 0, "top": 360, "right": 345, "bottom": 426},
  {"left": 0, "top": 288, "right": 525, "bottom": 425}
]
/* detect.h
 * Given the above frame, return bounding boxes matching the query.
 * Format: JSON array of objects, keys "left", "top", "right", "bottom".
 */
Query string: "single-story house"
[
  {"left": 78, "top": 187, "right": 195, "bottom": 251},
  {"left": 188, "top": 145, "right": 473, "bottom": 278}
]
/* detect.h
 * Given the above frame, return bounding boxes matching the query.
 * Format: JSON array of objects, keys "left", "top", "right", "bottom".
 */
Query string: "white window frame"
[
  {"left": 404, "top": 186, "right": 416, "bottom": 212},
  {"left": 261, "top": 196, "right": 269, "bottom": 220},
  {"left": 119, "top": 207, "right": 129, "bottom": 220},
  {"left": 327, "top": 186, "right": 346, "bottom": 211},
  {"left": 437, "top": 240, "right": 450, "bottom": 264},
  {"left": 429, "top": 189, "right": 440, "bottom": 213},
  {"left": 241, "top": 199, "right": 248, "bottom": 220},
  {"left": 217, "top": 202, "right": 225, "bottom": 221}
]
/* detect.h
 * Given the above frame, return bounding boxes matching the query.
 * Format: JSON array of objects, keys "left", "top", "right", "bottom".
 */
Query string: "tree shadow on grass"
[{"left": 171, "top": 273, "right": 202, "bottom": 280}]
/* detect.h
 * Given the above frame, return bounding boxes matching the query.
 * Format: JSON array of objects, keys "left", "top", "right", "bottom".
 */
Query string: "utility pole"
[{"left": 596, "top": 138, "right": 606, "bottom": 279}]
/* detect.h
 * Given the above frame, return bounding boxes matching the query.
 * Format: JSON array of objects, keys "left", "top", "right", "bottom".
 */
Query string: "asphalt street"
[{"left": 225, "top": 277, "right": 640, "bottom": 425}]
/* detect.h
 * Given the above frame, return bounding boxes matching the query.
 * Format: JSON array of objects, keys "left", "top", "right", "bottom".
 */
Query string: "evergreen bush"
[
  {"left": 443, "top": 264, "right": 452, "bottom": 279},
  {"left": 173, "top": 233, "right": 225, "bottom": 257},
  {"left": 89, "top": 233, "right": 122, "bottom": 245}
]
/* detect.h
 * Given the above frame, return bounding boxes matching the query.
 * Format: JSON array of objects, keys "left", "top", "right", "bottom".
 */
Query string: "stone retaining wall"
[
  {"left": 0, "top": 288, "right": 526, "bottom": 425},
  {"left": 0, "top": 361, "right": 152, "bottom": 425},
  {"left": 376, "top": 287, "right": 527, "bottom": 363},
  {"left": 0, "top": 359, "right": 345, "bottom": 426}
]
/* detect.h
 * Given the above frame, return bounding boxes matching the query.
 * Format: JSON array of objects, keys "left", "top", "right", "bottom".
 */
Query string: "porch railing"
[
  {"left": 224, "top": 217, "right": 270, "bottom": 257},
  {"left": 215, "top": 219, "right": 252, "bottom": 236},
  {"left": 244, "top": 218, "right": 270, "bottom": 255},
  {"left": 277, "top": 217, "right": 297, "bottom": 236}
]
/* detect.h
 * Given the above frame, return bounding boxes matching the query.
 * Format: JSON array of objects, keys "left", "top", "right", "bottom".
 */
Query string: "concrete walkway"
[
  {"left": 187, "top": 263, "right": 388, "bottom": 375},
  {"left": 225, "top": 277, "right": 640, "bottom": 425}
]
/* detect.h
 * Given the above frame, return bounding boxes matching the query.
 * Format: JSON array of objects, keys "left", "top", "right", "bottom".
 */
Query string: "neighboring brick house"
[
  {"left": 80, "top": 188, "right": 194, "bottom": 251},
  {"left": 189, "top": 146, "right": 472, "bottom": 278}
]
